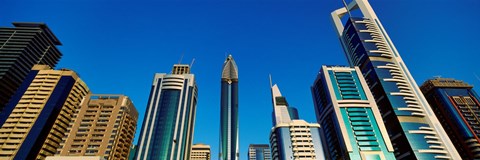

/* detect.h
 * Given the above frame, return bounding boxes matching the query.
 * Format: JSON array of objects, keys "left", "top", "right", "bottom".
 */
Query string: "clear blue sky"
[{"left": 2, "top": 0, "right": 479, "bottom": 159}]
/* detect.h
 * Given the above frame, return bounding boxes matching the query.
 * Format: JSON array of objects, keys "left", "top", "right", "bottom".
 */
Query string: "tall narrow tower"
[
  {"left": 219, "top": 55, "right": 239, "bottom": 160},
  {"left": 331, "top": 0, "right": 460, "bottom": 159},
  {"left": 135, "top": 64, "right": 198, "bottom": 160}
]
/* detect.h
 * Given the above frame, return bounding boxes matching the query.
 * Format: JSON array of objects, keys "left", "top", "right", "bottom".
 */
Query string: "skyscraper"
[
  {"left": 55, "top": 94, "right": 138, "bottom": 160},
  {"left": 191, "top": 144, "right": 211, "bottom": 160},
  {"left": 311, "top": 65, "right": 395, "bottom": 159},
  {"left": 269, "top": 83, "right": 325, "bottom": 160},
  {"left": 135, "top": 64, "right": 198, "bottom": 160},
  {"left": 331, "top": 0, "right": 460, "bottom": 159},
  {"left": 0, "top": 64, "right": 89, "bottom": 159},
  {"left": 219, "top": 55, "right": 239, "bottom": 160},
  {"left": 421, "top": 78, "right": 480, "bottom": 159},
  {"left": 0, "top": 22, "right": 62, "bottom": 112},
  {"left": 248, "top": 144, "right": 270, "bottom": 160}
]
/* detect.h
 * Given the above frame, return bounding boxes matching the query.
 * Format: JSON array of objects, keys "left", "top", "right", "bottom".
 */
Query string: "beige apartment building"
[
  {"left": 0, "top": 65, "right": 90, "bottom": 159},
  {"left": 191, "top": 144, "right": 211, "bottom": 160},
  {"left": 55, "top": 94, "right": 138, "bottom": 160}
]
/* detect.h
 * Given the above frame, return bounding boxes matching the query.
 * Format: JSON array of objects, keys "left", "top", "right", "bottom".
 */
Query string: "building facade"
[
  {"left": 331, "top": 0, "right": 460, "bottom": 159},
  {"left": 421, "top": 78, "right": 480, "bottom": 159},
  {"left": 135, "top": 64, "right": 198, "bottom": 160},
  {"left": 269, "top": 83, "right": 325, "bottom": 160},
  {"left": 311, "top": 66, "right": 395, "bottom": 159},
  {"left": 0, "top": 22, "right": 62, "bottom": 112},
  {"left": 56, "top": 94, "right": 138, "bottom": 160},
  {"left": 191, "top": 144, "right": 211, "bottom": 160},
  {"left": 248, "top": 144, "right": 270, "bottom": 160},
  {"left": 219, "top": 55, "right": 239, "bottom": 160},
  {"left": 0, "top": 65, "right": 89, "bottom": 159}
]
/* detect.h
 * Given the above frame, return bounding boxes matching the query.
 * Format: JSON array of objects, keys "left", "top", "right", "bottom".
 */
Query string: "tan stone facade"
[
  {"left": 191, "top": 144, "right": 211, "bottom": 160},
  {"left": 0, "top": 65, "right": 89, "bottom": 159},
  {"left": 57, "top": 94, "right": 138, "bottom": 160}
]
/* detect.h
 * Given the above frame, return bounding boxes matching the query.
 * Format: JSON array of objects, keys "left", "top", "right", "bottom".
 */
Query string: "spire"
[
  {"left": 221, "top": 54, "right": 238, "bottom": 81},
  {"left": 271, "top": 84, "right": 292, "bottom": 125}
]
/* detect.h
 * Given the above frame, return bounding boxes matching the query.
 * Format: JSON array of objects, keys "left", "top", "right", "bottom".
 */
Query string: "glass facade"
[
  {"left": 149, "top": 89, "right": 181, "bottom": 159},
  {"left": 311, "top": 66, "right": 395, "bottom": 160},
  {"left": 219, "top": 55, "right": 239, "bottom": 160},
  {"left": 421, "top": 78, "right": 480, "bottom": 159},
  {"left": 338, "top": 15, "right": 457, "bottom": 159},
  {"left": 135, "top": 66, "right": 198, "bottom": 160}
]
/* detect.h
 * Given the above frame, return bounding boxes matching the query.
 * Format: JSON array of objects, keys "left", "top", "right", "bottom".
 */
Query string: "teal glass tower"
[
  {"left": 311, "top": 65, "right": 395, "bottom": 159},
  {"left": 219, "top": 55, "right": 239, "bottom": 160},
  {"left": 135, "top": 64, "right": 198, "bottom": 160},
  {"left": 331, "top": 0, "right": 460, "bottom": 159}
]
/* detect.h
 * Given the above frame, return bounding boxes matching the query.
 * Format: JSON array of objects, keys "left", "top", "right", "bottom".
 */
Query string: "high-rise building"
[
  {"left": 311, "top": 65, "right": 395, "bottom": 159},
  {"left": 0, "top": 65, "right": 89, "bottom": 159},
  {"left": 55, "top": 94, "right": 138, "bottom": 160},
  {"left": 219, "top": 55, "right": 239, "bottom": 160},
  {"left": 0, "top": 22, "right": 62, "bottom": 112},
  {"left": 269, "top": 83, "right": 325, "bottom": 160},
  {"left": 191, "top": 144, "right": 211, "bottom": 160},
  {"left": 331, "top": 0, "right": 460, "bottom": 159},
  {"left": 135, "top": 64, "right": 198, "bottom": 160},
  {"left": 421, "top": 78, "right": 480, "bottom": 159},
  {"left": 248, "top": 144, "right": 270, "bottom": 160}
]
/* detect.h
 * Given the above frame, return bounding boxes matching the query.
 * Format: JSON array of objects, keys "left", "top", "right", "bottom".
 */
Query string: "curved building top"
[{"left": 221, "top": 55, "right": 238, "bottom": 81}]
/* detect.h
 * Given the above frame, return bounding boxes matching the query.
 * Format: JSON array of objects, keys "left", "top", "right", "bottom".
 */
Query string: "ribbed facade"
[
  {"left": 421, "top": 78, "right": 480, "bottom": 159},
  {"left": 191, "top": 144, "right": 211, "bottom": 160},
  {"left": 269, "top": 84, "right": 324, "bottom": 160},
  {"left": 0, "top": 64, "right": 89, "bottom": 159},
  {"left": 248, "top": 144, "right": 270, "bottom": 160},
  {"left": 331, "top": 0, "right": 460, "bottom": 159},
  {"left": 56, "top": 94, "right": 138, "bottom": 160},
  {"left": 220, "top": 55, "right": 239, "bottom": 160},
  {"left": 135, "top": 64, "right": 198, "bottom": 160},
  {"left": 0, "top": 22, "right": 62, "bottom": 112},
  {"left": 311, "top": 66, "right": 395, "bottom": 159}
]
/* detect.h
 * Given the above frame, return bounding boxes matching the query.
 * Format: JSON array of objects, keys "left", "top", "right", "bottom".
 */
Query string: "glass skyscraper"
[
  {"left": 311, "top": 65, "right": 395, "bottom": 159},
  {"left": 219, "top": 55, "right": 239, "bottom": 160},
  {"left": 134, "top": 64, "right": 198, "bottom": 160},
  {"left": 0, "top": 22, "right": 62, "bottom": 113},
  {"left": 269, "top": 83, "right": 325, "bottom": 160},
  {"left": 421, "top": 78, "right": 480, "bottom": 159},
  {"left": 331, "top": 0, "right": 460, "bottom": 159}
]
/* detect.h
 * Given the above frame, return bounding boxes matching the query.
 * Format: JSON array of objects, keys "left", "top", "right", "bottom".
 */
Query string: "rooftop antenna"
[
  {"left": 475, "top": 73, "right": 480, "bottom": 83},
  {"left": 190, "top": 58, "right": 195, "bottom": 68},
  {"left": 341, "top": 0, "right": 353, "bottom": 18},
  {"left": 269, "top": 74, "right": 273, "bottom": 88},
  {"left": 178, "top": 53, "right": 184, "bottom": 64},
  {"left": 433, "top": 75, "right": 442, "bottom": 79}
]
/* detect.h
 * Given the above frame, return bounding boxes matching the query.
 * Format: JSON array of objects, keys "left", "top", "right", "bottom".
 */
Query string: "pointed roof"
[
  {"left": 271, "top": 84, "right": 292, "bottom": 125},
  {"left": 221, "top": 55, "right": 238, "bottom": 80}
]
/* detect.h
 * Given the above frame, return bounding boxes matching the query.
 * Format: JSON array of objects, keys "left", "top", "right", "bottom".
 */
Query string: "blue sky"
[{"left": 2, "top": 0, "right": 480, "bottom": 159}]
